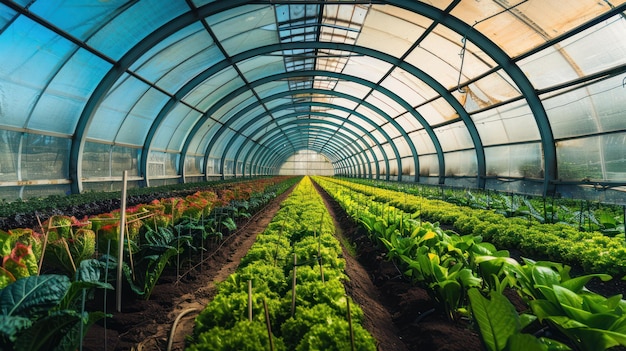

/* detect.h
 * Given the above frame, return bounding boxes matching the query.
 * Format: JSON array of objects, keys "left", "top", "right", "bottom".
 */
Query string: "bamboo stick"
[{"left": 263, "top": 298, "right": 274, "bottom": 351}]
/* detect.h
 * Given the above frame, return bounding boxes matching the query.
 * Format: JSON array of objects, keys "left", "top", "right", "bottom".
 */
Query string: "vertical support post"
[{"left": 116, "top": 170, "right": 128, "bottom": 312}]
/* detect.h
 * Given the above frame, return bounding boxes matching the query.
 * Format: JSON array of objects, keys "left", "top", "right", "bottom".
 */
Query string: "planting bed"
[
  {"left": 5, "top": 176, "right": 624, "bottom": 350},
  {"left": 79, "top": 178, "right": 483, "bottom": 351}
]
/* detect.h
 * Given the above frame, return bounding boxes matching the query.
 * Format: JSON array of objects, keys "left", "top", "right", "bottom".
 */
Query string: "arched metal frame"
[
  {"left": 63, "top": 0, "right": 563, "bottom": 195},
  {"left": 252, "top": 127, "right": 360, "bottom": 176},
  {"left": 200, "top": 89, "right": 401, "bottom": 180},
  {"left": 217, "top": 112, "right": 381, "bottom": 179},
  {"left": 249, "top": 125, "right": 370, "bottom": 178},
  {"left": 211, "top": 97, "right": 405, "bottom": 178},
  {"left": 252, "top": 122, "right": 372, "bottom": 178},
  {"left": 182, "top": 70, "right": 428, "bottom": 182},
  {"left": 257, "top": 132, "right": 357, "bottom": 177}
]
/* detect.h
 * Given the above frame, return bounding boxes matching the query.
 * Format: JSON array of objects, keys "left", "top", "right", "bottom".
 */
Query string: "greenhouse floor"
[{"left": 80, "top": 181, "right": 626, "bottom": 351}]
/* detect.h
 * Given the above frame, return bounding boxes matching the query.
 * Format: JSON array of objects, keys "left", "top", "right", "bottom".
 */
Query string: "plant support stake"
[{"left": 116, "top": 170, "right": 129, "bottom": 312}]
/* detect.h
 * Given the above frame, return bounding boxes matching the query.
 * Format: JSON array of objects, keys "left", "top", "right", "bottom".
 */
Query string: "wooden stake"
[
  {"left": 36, "top": 214, "right": 48, "bottom": 275},
  {"left": 116, "top": 170, "right": 128, "bottom": 313},
  {"left": 248, "top": 280, "right": 253, "bottom": 322},
  {"left": 291, "top": 254, "right": 297, "bottom": 317},
  {"left": 263, "top": 298, "right": 275, "bottom": 351}
]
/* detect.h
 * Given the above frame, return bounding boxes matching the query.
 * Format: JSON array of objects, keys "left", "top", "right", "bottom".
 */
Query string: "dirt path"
[{"left": 312, "top": 181, "right": 409, "bottom": 351}]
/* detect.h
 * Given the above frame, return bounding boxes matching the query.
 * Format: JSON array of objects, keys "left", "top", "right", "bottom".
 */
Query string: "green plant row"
[
  {"left": 340, "top": 177, "right": 625, "bottom": 236},
  {"left": 313, "top": 176, "right": 626, "bottom": 351},
  {"left": 323, "top": 177, "right": 626, "bottom": 278},
  {"left": 187, "top": 176, "right": 376, "bottom": 351},
  {"left": 0, "top": 176, "right": 299, "bottom": 350},
  {"left": 0, "top": 176, "right": 278, "bottom": 220}
]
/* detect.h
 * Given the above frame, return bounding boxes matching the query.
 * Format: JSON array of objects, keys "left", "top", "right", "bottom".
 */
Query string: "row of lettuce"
[
  {"left": 342, "top": 178, "right": 625, "bottom": 237},
  {"left": 331, "top": 178, "right": 626, "bottom": 277},
  {"left": 187, "top": 176, "right": 376, "bottom": 350},
  {"left": 0, "top": 176, "right": 299, "bottom": 351},
  {"left": 313, "top": 176, "right": 626, "bottom": 351}
]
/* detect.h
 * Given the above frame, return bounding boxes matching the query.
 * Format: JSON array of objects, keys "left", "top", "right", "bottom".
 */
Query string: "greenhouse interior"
[{"left": 1, "top": 1, "right": 626, "bottom": 350}]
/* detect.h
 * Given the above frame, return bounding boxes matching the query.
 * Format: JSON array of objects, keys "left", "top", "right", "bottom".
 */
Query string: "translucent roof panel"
[
  {"left": 0, "top": 0, "right": 625, "bottom": 201},
  {"left": 206, "top": 5, "right": 279, "bottom": 56}
]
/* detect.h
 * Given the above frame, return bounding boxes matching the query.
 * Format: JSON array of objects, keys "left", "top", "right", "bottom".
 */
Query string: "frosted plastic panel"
[
  {"left": 334, "top": 81, "right": 370, "bottom": 99},
  {"left": 557, "top": 134, "right": 626, "bottom": 182},
  {"left": 562, "top": 16, "right": 626, "bottom": 75},
  {"left": 434, "top": 122, "right": 473, "bottom": 151},
  {"left": 407, "top": 25, "right": 494, "bottom": 90},
  {"left": 342, "top": 55, "right": 392, "bottom": 83},
  {"left": 0, "top": 17, "right": 75, "bottom": 127},
  {"left": 461, "top": 70, "right": 521, "bottom": 112},
  {"left": 155, "top": 46, "right": 225, "bottom": 94},
  {"left": 236, "top": 55, "right": 285, "bottom": 83},
  {"left": 254, "top": 81, "right": 291, "bottom": 100},
  {"left": 187, "top": 71, "right": 243, "bottom": 112},
  {"left": 184, "top": 155, "right": 204, "bottom": 176},
  {"left": 83, "top": 146, "right": 141, "bottom": 181},
  {"left": 88, "top": 75, "right": 150, "bottom": 141},
  {"left": 164, "top": 109, "right": 204, "bottom": 151},
  {"left": 444, "top": 150, "right": 477, "bottom": 177},
  {"left": 87, "top": 0, "right": 188, "bottom": 60},
  {"left": 485, "top": 143, "right": 543, "bottom": 178},
  {"left": 110, "top": 145, "right": 140, "bottom": 177},
  {"left": 147, "top": 151, "right": 179, "bottom": 177},
  {"left": 28, "top": 49, "right": 111, "bottom": 134},
  {"left": 454, "top": 0, "right": 623, "bottom": 57},
  {"left": 384, "top": 67, "right": 438, "bottom": 104},
  {"left": 419, "top": 154, "right": 439, "bottom": 177},
  {"left": 589, "top": 76, "right": 626, "bottom": 133},
  {"left": 207, "top": 5, "right": 278, "bottom": 56},
  {"left": 357, "top": 5, "right": 427, "bottom": 58},
  {"left": 409, "top": 130, "right": 436, "bottom": 154},
  {"left": 212, "top": 129, "right": 236, "bottom": 156},
  {"left": 544, "top": 88, "right": 599, "bottom": 139},
  {"left": 417, "top": 99, "right": 458, "bottom": 125},
  {"left": 213, "top": 92, "right": 255, "bottom": 123},
  {"left": 381, "top": 123, "right": 400, "bottom": 139},
  {"left": 0, "top": 130, "right": 19, "bottom": 181},
  {"left": 321, "top": 4, "right": 366, "bottom": 44},
  {"left": 152, "top": 104, "right": 197, "bottom": 150},
  {"left": 366, "top": 91, "right": 405, "bottom": 117},
  {"left": 519, "top": 47, "right": 580, "bottom": 90},
  {"left": 395, "top": 113, "right": 423, "bottom": 131},
  {"left": 472, "top": 100, "right": 539, "bottom": 146},
  {"left": 116, "top": 89, "right": 169, "bottom": 145},
  {"left": 279, "top": 151, "right": 334, "bottom": 176},
  {"left": 15, "top": 135, "right": 67, "bottom": 181},
  {"left": 393, "top": 137, "right": 412, "bottom": 158},
  {"left": 354, "top": 106, "right": 387, "bottom": 126},
  {"left": 0, "top": 5, "right": 15, "bottom": 28},
  {"left": 232, "top": 106, "right": 266, "bottom": 130}
]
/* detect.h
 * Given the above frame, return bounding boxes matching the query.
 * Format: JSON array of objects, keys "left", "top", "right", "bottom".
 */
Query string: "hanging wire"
[{"left": 456, "top": 0, "right": 530, "bottom": 94}]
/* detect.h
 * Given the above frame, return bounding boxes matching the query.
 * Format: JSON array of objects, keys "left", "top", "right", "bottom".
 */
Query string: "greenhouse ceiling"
[{"left": 0, "top": 0, "right": 625, "bottom": 202}]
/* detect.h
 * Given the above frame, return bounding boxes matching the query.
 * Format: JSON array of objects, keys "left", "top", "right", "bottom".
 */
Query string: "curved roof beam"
[
  {"left": 257, "top": 133, "right": 359, "bottom": 177},
  {"left": 248, "top": 125, "right": 365, "bottom": 176},
  {"left": 69, "top": 0, "right": 544, "bottom": 192},
  {"left": 181, "top": 70, "right": 437, "bottom": 181},
  {"left": 223, "top": 112, "right": 382, "bottom": 179},
  {"left": 249, "top": 123, "right": 368, "bottom": 173},
  {"left": 199, "top": 89, "right": 398, "bottom": 177},
  {"left": 389, "top": 0, "right": 556, "bottom": 194},
  {"left": 207, "top": 98, "right": 400, "bottom": 177},
  {"left": 253, "top": 126, "right": 367, "bottom": 177},
  {"left": 201, "top": 90, "right": 408, "bottom": 181}
]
